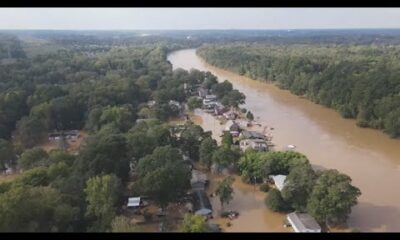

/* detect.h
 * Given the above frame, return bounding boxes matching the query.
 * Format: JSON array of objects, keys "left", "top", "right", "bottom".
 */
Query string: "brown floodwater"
[
  {"left": 207, "top": 174, "right": 291, "bottom": 232},
  {"left": 168, "top": 49, "right": 400, "bottom": 232}
]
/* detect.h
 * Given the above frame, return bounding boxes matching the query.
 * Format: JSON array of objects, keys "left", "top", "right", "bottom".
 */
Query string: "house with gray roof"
[{"left": 287, "top": 212, "right": 322, "bottom": 233}]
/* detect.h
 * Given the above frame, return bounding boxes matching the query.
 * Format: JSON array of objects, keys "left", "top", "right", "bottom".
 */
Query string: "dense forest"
[
  {"left": 198, "top": 43, "right": 400, "bottom": 137},
  {"left": 0, "top": 32, "right": 361, "bottom": 232},
  {"left": 0, "top": 33, "right": 248, "bottom": 232}
]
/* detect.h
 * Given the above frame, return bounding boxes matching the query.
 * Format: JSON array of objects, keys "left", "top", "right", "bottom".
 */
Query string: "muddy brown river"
[{"left": 168, "top": 49, "right": 400, "bottom": 232}]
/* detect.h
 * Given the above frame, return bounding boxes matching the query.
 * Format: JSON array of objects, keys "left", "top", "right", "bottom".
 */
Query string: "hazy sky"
[{"left": 1, "top": 8, "right": 400, "bottom": 30}]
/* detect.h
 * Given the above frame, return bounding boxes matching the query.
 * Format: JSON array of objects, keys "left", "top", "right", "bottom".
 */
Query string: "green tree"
[
  {"left": 221, "top": 90, "right": 246, "bottom": 108},
  {"left": 199, "top": 137, "right": 218, "bottom": 169},
  {"left": 307, "top": 170, "right": 361, "bottom": 226},
  {"left": 221, "top": 132, "right": 233, "bottom": 148},
  {"left": 111, "top": 215, "right": 137, "bottom": 232},
  {"left": 179, "top": 123, "right": 206, "bottom": 161},
  {"left": 0, "top": 186, "right": 78, "bottom": 232},
  {"left": 135, "top": 146, "right": 190, "bottom": 208},
  {"left": 215, "top": 176, "right": 235, "bottom": 211},
  {"left": 84, "top": 174, "right": 122, "bottom": 232},
  {"left": 383, "top": 109, "right": 400, "bottom": 138},
  {"left": 212, "top": 146, "right": 240, "bottom": 169},
  {"left": 76, "top": 132, "right": 128, "bottom": 180},
  {"left": 181, "top": 214, "right": 208, "bottom": 232},
  {"left": 18, "top": 147, "right": 49, "bottom": 170},
  {"left": 0, "top": 139, "right": 16, "bottom": 169},
  {"left": 187, "top": 96, "right": 203, "bottom": 111},
  {"left": 281, "top": 165, "right": 317, "bottom": 212},
  {"left": 246, "top": 111, "right": 254, "bottom": 121},
  {"left": 16, "top": 116, "right": 47, "bottom": 148},
  {"left": 99, "top": 104, "right": 136, "bottom": 132},
  {"left": 265, "top": 188, "right": 289, "bottom": 212}
]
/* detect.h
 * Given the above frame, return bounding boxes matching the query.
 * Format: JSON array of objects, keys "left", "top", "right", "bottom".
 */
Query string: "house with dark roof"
[
  {"left": 240, "top": 130, "right": 265, "bottom": 140},
  {"left": 224, "top": 120, "right": 241, "bottom": 137},
  {"left": 287, "top": 212, "right": 322, "bottom": 233},
  {"left": 239, "top": 139, "right": 268, "bottom": 152}
]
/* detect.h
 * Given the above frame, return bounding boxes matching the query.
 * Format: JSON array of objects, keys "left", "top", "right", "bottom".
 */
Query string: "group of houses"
[
  {"left": 269, "top": 174, "right": 322, "bottom": 233},
  {"left": 198, "top": 85, "right": 272, "bottom": 153},
  {"left": 48, "top": 130, "right": 80, "bottom": 141}
]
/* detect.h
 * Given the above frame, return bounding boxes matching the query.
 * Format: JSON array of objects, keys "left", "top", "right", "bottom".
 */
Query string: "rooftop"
[
  {"left": 192, "top": 190, "right": 212, "bottom": 216},
  {"left": 270, "top": 175, "right": 287, "bottom": 191},
  {"left": 127, "top": 197, "right": 141, "bottom": 207},
  {"left": 241, "top": 130, "right": 265, "bottom": 139},
  {"left": 287, "top": 212, "right": 321, "bottom": 233}
]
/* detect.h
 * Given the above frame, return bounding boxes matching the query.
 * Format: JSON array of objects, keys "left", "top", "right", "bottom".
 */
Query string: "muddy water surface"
[{"left": 168, "top": 49, "right": 400, "bottom": 232}]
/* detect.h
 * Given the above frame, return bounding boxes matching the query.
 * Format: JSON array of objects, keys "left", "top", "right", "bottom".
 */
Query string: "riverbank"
[{"left": 168, "top": 48, "right": 400, "bottom": 232}]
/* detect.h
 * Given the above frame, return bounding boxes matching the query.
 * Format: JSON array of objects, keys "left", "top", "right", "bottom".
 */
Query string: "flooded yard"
[{"left": 207, "top": 174, "right": 290, "bottom": 232}]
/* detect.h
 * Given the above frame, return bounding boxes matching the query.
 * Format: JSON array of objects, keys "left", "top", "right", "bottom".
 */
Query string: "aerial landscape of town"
[{"left": 0, "top": 7, "right": 400, "bottom": 234}]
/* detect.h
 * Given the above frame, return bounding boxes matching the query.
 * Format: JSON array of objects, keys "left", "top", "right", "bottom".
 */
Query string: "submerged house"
[
  {"left": 214, "top": 102, "right": 228, "bottom": 115},
  {"left": 223, "top": 111, "right": 238, "bottom": 120},
  {"left": 240, "top": 130, "right": 265, "bottom": 140},
  {"left": 239, "top": 139, "right": 268, "bottom": 152},
  {"left": 287, "top": 212, "right": 322, "bottom": 233},
  {"left": 224, "top": 120, "right": 241, "bottom": 137},
  {"left": 192, "top": 190, "right": 213, "bottom": 217}
]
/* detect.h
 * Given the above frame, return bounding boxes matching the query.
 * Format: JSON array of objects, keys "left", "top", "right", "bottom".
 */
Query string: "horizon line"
[{"left": 1, "top": 27, "right": 400, "bottom": 31}]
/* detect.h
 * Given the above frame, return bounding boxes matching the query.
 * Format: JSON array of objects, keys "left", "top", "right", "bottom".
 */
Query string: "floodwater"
[
  {"left": 207, "top": 174, "right": 290, "bottom": 232},
  {"left": 168, "top": 49, "right": 400, "bottom": 232}
]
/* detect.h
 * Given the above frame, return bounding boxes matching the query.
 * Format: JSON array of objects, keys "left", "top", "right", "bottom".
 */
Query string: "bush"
[
  {"left": 143, "top": 210, "right": 153, "bottom": 222},
  {"left": 259, "top": 183, "right": 270, "bottom": 192},
  {"left": 265, "top": 189, "right": 289, "bottom": 212}
]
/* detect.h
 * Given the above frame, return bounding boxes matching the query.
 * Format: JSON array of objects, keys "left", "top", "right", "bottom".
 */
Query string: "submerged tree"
[
  {"left": 307, "top": 170, "right": 361, "bottom": 226},
  {"left": 181, "top": 214, "right": 208, "bottom": 232},
  {"left": 215, "top": 176, "right": 235, "bottom": 211}
]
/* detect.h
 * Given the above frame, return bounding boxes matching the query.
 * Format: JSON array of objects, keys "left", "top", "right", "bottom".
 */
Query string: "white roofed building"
[
  {"left": 127, "top": 197, "right": 141, "bottom": 207},
  {"left": 287, "top": 212, "right": 322, "bottom": 233},
  {"left": 270, "top": 175, "right": 287, "bottom": 191}
]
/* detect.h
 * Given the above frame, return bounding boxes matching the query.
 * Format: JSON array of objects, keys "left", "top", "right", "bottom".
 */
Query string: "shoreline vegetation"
[
  {"left": 197, "top": 44, "right": 400, "bottom": 139},
  {"left": 0, "top": 32, "right": 360, "bottom": 233}
]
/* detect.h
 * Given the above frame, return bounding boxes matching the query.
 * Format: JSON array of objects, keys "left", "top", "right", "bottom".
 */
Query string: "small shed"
[
  {"left": 127, "top": 197, "right": 141, "bottom": 207},
  {"left": 270, "top": 175, "right": 287, "bottom": 191},
  {"left": 287, "top": 212, "right": 321, "bottom": 233}
]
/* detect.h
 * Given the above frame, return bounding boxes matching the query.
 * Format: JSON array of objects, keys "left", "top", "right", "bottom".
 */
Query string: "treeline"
[
  {"left": 0, "top": 34, "right": 26, "bottom": 59},
  {"left": 198, "top": 43, "right": 400, "bottom": 137}
]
